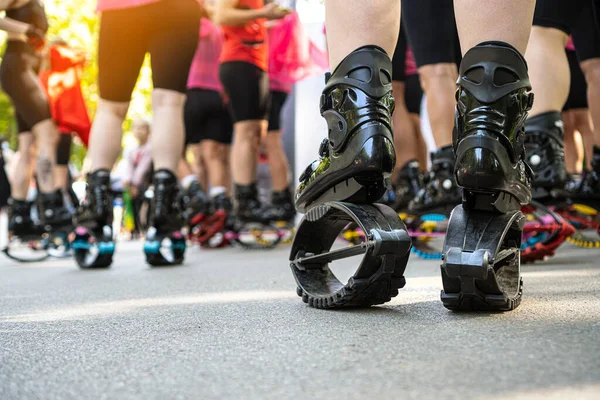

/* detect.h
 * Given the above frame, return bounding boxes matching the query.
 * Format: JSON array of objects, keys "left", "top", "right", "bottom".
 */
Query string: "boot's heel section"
[
  {"left": 455, "top": 147, "right": 506, "bottom": 192},
  {"left": 353, "top": 134, "right": 396, "bottom": 179},
  {"left": 455, "top": 134, "right": 531, "bottom": 205}
]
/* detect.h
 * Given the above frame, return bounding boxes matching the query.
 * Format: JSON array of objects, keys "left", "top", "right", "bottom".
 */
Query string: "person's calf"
[
  {"left": 89, "top": 99, "right": 129, "bottom": 171},
  {"left": 418, "top": 63, "right": 458, "bottom": 148},
  {"left": 391, "top": 81, "right": 418, "bottom": 179},
  {"left": 11, "top": 132, "right": 35, "bottom": 200},
  {"left": 581, "top": 58, "right": 600, "bottom": 147},
  {"left": 151, "top": 89, "right": 187, "bottom": 172},
  {"left": 264, "top": 132, "right": 290, "bottom": 191},
  {"left": 231, "top": 121, "right": 263, "bottom": 185},
  {"left": 31, "top": 119, "right": 59, "bottom": 194}
]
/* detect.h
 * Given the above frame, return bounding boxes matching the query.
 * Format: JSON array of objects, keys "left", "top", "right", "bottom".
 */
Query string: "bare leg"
[
  {"left": 151, "top": 89, "right": 186, "bottom": 172},
  {"left": 89, "top": 99, "right": 129, "bottom": 171},
  {"left": 31, "top": 119, "right": 59, "bottom": 194},
  {"left": 418, "top": 64, "right": 458, "bottom": 148},
  {"left": 454, "top": 0, "right": 535, "bottom": 54},
  {"left": 188, "top": 143, "right": 209, "bottom": 189},
  {"left": 201, "top": 140, "right": 230, "bottom": 195},
  {"left": 572, "top": 109, "right": 594, "bottom": 170},
  {"left": 412, "top": 114, "right": 428, "bottom": 170},
  {"left": 563, "top": 111, "right": 579, "bottom": 173},
  {"left": 392, "top": 81, "right": 418, "bottom": 174},
  {"left": 326, "top": 0, "right": 400, "bottom": 68},
  {"left": 54, "top": 166, "right": 69, "bottom": 191},
  {"left": 264, "top": 132, "right": 290, "bottom": 191},
  {"left": 177, "top": 158, "right": 195, "bottom": 181},
  {"left": 230, "top": 120, "right": 265, "bottom": 185},
  {"left": 10, "top": 133, "right": 34, "bottom": 200},
  {"left": 223, "top": 146, "right": 231, "bottom": 192},
  {"left": 525, "top": 27, "right": 570, "bottom": 116},
  {"left": 581, "top": 58, "right": 600, "bottom": 147}
]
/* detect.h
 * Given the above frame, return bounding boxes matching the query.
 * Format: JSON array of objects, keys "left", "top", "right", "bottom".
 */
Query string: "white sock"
[
  {"left": 180, "top": 174, "right": 197, "bottom": 190},
  {"left": 210, "top": 186, "right": 227, "bottom": 198}
]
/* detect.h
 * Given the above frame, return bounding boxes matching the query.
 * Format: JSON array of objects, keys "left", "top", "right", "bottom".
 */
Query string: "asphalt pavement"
[{"left": 1, "top": 239, "right": 599, "bottom": 400}]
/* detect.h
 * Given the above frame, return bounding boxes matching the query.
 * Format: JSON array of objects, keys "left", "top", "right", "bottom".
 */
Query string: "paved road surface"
[{"left": 1, "top": 240, "right": 599, "bottom": 399}]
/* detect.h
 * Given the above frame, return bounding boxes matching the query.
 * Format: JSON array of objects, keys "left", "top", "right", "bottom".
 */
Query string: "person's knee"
[
  {"left": 97, "top": 98, "right": 130, "bottom": 120},
  {"left": 152, "top": 88, "right": 186, "bottom": 109},
  {"left": 202, "top": 141, "right": 226, "bottom": 162},
  {"left": 31, "top": 119, "right": 58, "bottom": 145},
  {"left": 418, "top": 63, "right": 458, "bottom": 94},
  {"left": 234, "top": 123, "right": 262, "bottom": 149},
  {"left": 581, "top": 58, "right": 600, "bottom": 87},
  {"left": 530, "top": 26, "right": 569, "bottom": 47},
  {"left": 573, "top": 109, "right": 592, "bottom": 132},
  {"left": 265, "top": 131, "right": 284, "bottom": 148}
]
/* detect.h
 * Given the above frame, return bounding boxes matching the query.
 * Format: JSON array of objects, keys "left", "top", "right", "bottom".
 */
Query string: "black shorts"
[
  {"left": 184, "top": 88, "right": 233, "bottom": 145},
  {"left": 267, "top": 91, "right": 288, "bottom": 131},
  {"left": 391, "top": 22, "right": 408, "bottom": 82},
  {"left": 564, "top": 50, "right": 589, "bottom": 111},
  {"left": 219, "top": 61, "right": 270, "bottom": 122},
  {"left": 56, "top": 133, "right": 73, "bottom": 165},
  {"left": 0, "top": 41, "right": 50, "bottom": 133},
  {"left": 98, "top": 0, "right": 200, "bottom": 102},
  {"left": 405, "top": 74, "right": 423, "bottom": 115},
  {"left": 401, "top": 0, "right": 461, "bottom": 68},
  {"left": 534, "top": 0, "right": 600, "bottom": 62}
]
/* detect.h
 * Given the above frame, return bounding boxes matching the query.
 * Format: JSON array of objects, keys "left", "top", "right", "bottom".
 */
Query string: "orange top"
[{"left": 220, "top": 0, "right": 268, "bottom": 71}]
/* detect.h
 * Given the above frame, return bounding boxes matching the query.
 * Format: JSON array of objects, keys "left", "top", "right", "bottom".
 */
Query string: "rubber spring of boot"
[
  {"left": 225, "top": 222, "right": 283, "bottom": 250},
  {"left": 556, "top": 203, "right": 600, "bottom": 247},
  {"left": 45, "top": 229, "right": 73, "bottom": 259},
  {"left": 411, "top": 241, "right": 443, "bottom": 260},
  {"left": 2, "top": 230, "right": 51, "bottom": 263},
  {"left": 72, "top": 226, "right": 114, "bottom": 269},
  {"left": 441, "top": 204, "right": 525, "bottom": 311},
  {"left": 290, "top": 201, "right": 412, "bottom": 309},
  {"left": 189, "top": 210, "right": 228, "bottom": 248},
  {"left": 520, "top": 200, "right": 575, "bottom": 263},
  {"left": 144, "top": 232, "right": 186, "bottom": 267},
  {"left": 566, "top": 232, "right": 600, "bottom": 248}
]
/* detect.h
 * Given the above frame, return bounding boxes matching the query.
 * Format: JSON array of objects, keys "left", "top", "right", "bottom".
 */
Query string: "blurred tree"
[{"left": 0, "top": 0, "right": 154, "bottom": 169}]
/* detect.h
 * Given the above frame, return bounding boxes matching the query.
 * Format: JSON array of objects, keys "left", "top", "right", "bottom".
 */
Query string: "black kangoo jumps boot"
[
  {"left": 181, "top": 180, "right": 210, "bottom": 223},
  {"left": 234, "top": 183, "right": 267, "bottom": 224},
  {"left": 72, "top": 169, "right": 115, "bottom": 269},
  {"left": 74, "top": 169, "right": 113, "bottom": 229},
  {"left": 568, "top": 145, "right": 600, "bottom": 212},
  {"left": 144, "top": 169, "right": 186, "bottom": 266},
  {"left": 392, "top": 159, "right": 423, "bottom": 212},
  {"left": 409, "top": 146, "right": 461, "bottom": 214},
  {"left": 289, "top": 47, "right": 412, "bottom": 309},
  {"left": 295, "top": 46, "right": 396, "bottom": 213},
  {"left": 38, "top": 190, "right": 72, "bottom": 229},
  {"left": 524, "top": 111, "right": 567, "bottom": 198},
  {"left": 442, "top": 42, "right": 534, "bottom": 312},
  {"left": 8, "top": 199, "right": 35, "bottom": 236},
  {"left": 262, "top": 188, "right": 296, "bottom": 223}
]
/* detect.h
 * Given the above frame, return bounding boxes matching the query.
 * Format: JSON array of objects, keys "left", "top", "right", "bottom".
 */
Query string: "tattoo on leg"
[{"left": 37, "top": 157, "right": 52, "bottom": 187}]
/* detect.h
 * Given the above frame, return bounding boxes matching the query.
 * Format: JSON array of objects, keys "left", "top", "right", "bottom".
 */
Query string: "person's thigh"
[
  {"left": 98, "top": 8, "right": 149, "bottom": 101},
  {"left": 148, "top": 0, "right": 201, "bottom": 94}
]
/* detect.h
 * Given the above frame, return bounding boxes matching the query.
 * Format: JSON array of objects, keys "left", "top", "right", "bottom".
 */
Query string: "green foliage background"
[{"left": 0, "top": 0, "right": 154, "bottom": 168}]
